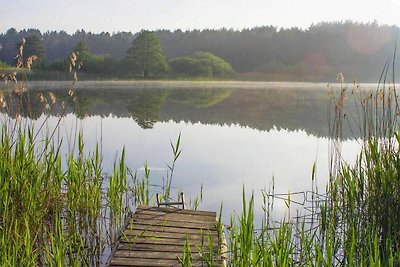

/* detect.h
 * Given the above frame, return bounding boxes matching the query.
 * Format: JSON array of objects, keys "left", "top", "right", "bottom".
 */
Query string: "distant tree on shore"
[
  {"left": 0, "top": 21, "right": 398, "bottom": 81},
  {"left": 74, "top": 40, "right": 91, "bottom": 59},
  {"left": 170, "top": 51, "right": 234, "bottom": 78},
  {"left": 24, "top": 35, "right": 46, "bottom": 60},
  {"left": 124, "top": 31, "right": 168, "bottom": 79}
]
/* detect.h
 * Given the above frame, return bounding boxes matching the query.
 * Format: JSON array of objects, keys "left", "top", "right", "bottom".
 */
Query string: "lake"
[{"left": 2, "top": 80, "right": 364, "bottom": 223}]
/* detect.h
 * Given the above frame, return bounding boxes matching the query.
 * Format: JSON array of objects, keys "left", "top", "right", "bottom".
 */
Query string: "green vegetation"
[
  {"left": 124, "top": 30, "right": 168, "bottom": 79},
  {"left": 0, "top": 60, "right": 10, "bottom": 69},
  {"left": 2, "top": 35, "right": 400, "bottom": 265},
  {"left": 1, "top": 76, "right": 400, "bottom": 266},
  {"left": 1, "top": 21, "right": 398, "bottom": 81},
  {"left": 170, "top": 52, "right": 234, "bottom": 78},
  {"left": 213, "top": 77, "right": 400, "bottom": 266},
  {"left": 0, "top": 89, "right": 182, "bottom": 265},
  {"left": 0, "top": 122, "right": 123, "bottom": 265}
]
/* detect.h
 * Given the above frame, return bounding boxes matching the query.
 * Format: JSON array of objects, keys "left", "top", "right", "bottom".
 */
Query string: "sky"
[{"left": 2, "top": 0, "right": 400, "bottom": 34}]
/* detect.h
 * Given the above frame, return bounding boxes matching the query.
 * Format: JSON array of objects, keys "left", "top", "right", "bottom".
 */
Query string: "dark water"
[{"left": 1, "top": 81, "right": 362, "bottom": 221}]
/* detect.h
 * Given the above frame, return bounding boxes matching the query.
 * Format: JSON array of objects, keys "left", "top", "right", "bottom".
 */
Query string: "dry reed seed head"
[
  {"left": 0, "top": 93, "right": 6, "bottom": 108},
  {"left": 71, "top": 52, "right": 77, "bottom": 60},
  {"left": 48, "top": 92, "right": 56, "bottom": 104},
  {"left": 70, "top": 52, "right": 77, "bottom": 64},
  {"left": 1, "top": 74, "right": 8, "bottom": 83},
  {"left": 68, "top": 89, "right": 74, "bottom": 97},
  {"left": 73, "top": 72, "right": 78, "bottom": 81},
  {"left": 38, "top": 93, "right": 46, "bottom": 103},
  {"left": 68, "top": 52, "right": 77, "bottom": 72},
  {"left": 61, "top": 101, "right": 66, "bottom": 109},
  {"left": 16, "top": 58, "right": 23, "bottom": 69},
  {"left": 25, "top": 55, "right": 38, "bottom": 71},
  {"left": 45, "top": 104, "right": 50, "bottom": 111},
  {"left": 18, "top": 46, "right": 23, "bottom": 57},
  {"left": 336, "top": 72, "right": 344, "bottom": 83},
  {"left": 11, "top": 72, "right": 17, "bottom": 81}
]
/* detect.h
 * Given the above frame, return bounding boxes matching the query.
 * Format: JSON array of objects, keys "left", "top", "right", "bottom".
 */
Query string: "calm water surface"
[{"left": 4, "top": 81, "right": 364, "bottom": 222}]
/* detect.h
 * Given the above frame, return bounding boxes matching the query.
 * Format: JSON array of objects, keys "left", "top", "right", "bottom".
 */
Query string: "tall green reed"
[{"left": 0, "top": 41, "right": 131, "bottom": 266}]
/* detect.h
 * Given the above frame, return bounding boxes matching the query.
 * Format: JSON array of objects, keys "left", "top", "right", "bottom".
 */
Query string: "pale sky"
[{"left": 2, "top": 0, "right": 400, "bottom": 34}]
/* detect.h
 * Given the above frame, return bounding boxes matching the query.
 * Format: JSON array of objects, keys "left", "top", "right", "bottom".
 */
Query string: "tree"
[
  {"left": 74, "top": 40, "right": 91, "bottom": 59},
  {"left": 170, "top": 52, "right": 234, "bottom": 77},
  {"left": 24, "top": 35, "right": 46, "bottom": 60},
  {"left": 125, "top": 30, "right": 168, "bottom": 79}
]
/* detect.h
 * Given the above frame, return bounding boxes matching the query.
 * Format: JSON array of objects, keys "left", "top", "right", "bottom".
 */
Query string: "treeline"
[{"left": 0, "top": 21, "right": 398, "bottom": 81}]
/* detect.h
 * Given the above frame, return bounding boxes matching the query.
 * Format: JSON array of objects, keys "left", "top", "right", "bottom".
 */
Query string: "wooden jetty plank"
[
  {"left": 137, "top": 206, "right": 217, "bottom": 217},
  {"left": 131, "top": 213, "right": 217, "bottom": 224},
  {"left": 129, "top": 217, "right": 217, "bottom": 229},
  {"left": 119, "top": 237, "right": 219, "bottom": 247},
  {"left": 111, "top": 257, "right": 223, "bottom": 267},
  {"left": 122, "top": 230, "right": 218, "bottom": 240},
  {"left": 109, "top": 206, "right": 225, "bottom": 267},
  {"left": 124, "top": 223, "right": 218, "bottom": 235},
  {"left": 134, "top": 210, "right": 217, "bottom": 222},
  {"left": 122, "top": 229, "right": 218, "bottom": 240},
  {"left": 113, "top": 250, "right": 222, "bottom": 262},
  {"left": 117, "top": 242, "right": 218, "bottom": 253}
]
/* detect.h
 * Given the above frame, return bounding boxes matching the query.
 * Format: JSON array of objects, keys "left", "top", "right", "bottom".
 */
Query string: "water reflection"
[
  {"left": 1, "top": 81, "right": 362, "bottom": 139},
  {"left": 0, "top": 82, "right": 362, "bottom": 223}
]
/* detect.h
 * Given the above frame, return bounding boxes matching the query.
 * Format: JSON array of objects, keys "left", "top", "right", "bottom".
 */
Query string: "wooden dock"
[{"left": 108, "top": 206, "right": 226, "bottom": 267}]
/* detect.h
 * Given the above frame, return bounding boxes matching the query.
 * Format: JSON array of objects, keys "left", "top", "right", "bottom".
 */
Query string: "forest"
[{"left": 0, "top": 21, "right": 398, "bottom": 81}]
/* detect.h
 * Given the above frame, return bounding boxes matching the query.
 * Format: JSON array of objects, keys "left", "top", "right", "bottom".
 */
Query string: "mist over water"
[{"left": 2, "top": 81, "right": 363, "bottom": 223}]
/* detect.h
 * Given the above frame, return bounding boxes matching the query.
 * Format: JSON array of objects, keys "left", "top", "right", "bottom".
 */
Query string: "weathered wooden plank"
[
  {"left": 134, "top": 210, "right": 217, "bottom": 222},
  {"left": 131, "top": 213, "right": 217, "bottom": 224},
  {"left": 137, "top": 205, "right": 216, "bottom": 217},
  {"left": 124, "top": 223, "right": 218, "bottom": 235},
  {"left": 110, "top": 257, "right": 183, "bottom": 266},
  {"left": 129, "top": 217, "right": 216, "bottom": 229},
  {"left": 110, "top": 257, "right": 223, "bottom": 267},
  {"left": 108, "top": 206, "right": 225, "bottom": 267},
  {"left": 119, "top": 236, "right": 219, "bottom": 247},
  {"left": 117, "top": 242, "right": 215, "bottom": 252},
  {"left": 122, "top": 229, "right": 219, "bottom": 241},
  {"left": 113, "top": 250, "right": 220, "bottom": 261},
  {"left": 120, "top": 238, "right": 219, "bottom": 247}
]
